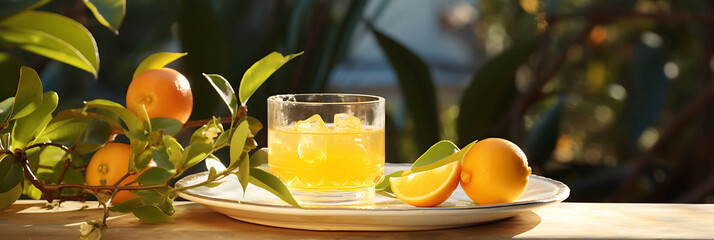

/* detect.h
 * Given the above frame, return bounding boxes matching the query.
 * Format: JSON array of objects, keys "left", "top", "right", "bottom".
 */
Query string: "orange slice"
[{"left": 389, "top": 161, "right": 461, "bottom": 207}]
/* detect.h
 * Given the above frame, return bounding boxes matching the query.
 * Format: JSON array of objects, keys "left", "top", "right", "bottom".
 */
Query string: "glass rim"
[{"left": 267, "top": 93, "right": 385, "bottom": 105}]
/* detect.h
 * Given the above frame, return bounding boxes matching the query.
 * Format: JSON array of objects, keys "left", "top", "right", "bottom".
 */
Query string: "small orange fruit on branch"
[
  {"left": 85, "top": 143, "right": 155, "bottom": 205},
  {"left": 126, "top": 68, "right": 193, "bottom": 123}
]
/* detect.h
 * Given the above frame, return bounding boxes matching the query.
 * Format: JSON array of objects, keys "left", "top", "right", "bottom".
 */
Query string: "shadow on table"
[
  {"left": 152, "top": 204, "right": 543, "bottom": 239},
  {"left": 2, "top": 202, "right": 541, "bottom": 239}
]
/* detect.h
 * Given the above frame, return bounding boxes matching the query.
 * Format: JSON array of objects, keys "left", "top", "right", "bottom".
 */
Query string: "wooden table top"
[{"left": 1, "top": 200, "right": 712, "bottom": 239}]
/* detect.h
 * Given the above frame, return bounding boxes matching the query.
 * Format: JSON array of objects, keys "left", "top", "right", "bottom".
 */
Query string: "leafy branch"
[{"left": 0, "top": 51, "right": 302, "bottom": 240}]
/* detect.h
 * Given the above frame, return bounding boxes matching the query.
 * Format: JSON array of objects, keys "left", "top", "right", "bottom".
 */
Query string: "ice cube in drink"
[{"left": 268, "top": 113, "right": 385, "bottom": 203}]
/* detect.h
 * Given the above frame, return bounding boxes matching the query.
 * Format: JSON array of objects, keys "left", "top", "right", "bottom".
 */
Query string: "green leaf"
[
  {"left": 0, "top": 97, "right": 14, "bottom": 126},
  {"left": 0, "top": 12, "right": 99, "bottom": 77},
  {"left": 133, "top": 52, "right": 187, "bottom": 79},
  {"left": 125, "top": 130, "right": 148, "bottom": 141},
  {"left": 249, "top": 148, "right": 268, "bottom": 167},
  {"left": 411, "top": 140, "right": 477, "bottom": 173},
  {"left": 0, "top": 134, "right": 8, "bottom": 152},
  {"left": 82, "top": 0, "right": 126, "bottom": 34},
  {"left": 368, "top": 24, "right": 439, "bottom": 153},
  {"left": 0, "top": 0, "right": 50, "bottom": 19},
  {"left": 36, "top": 110, "right": 92, "bottom": 145},
  {"left": 204, "top": 181, "right": 224, "bottom": 188},
  {"left": 214, "top": 127, "right": 232, "bottom": 147},
  {"left": 623, "top": 41, "right": 670, "bottom": 147},
  {"left": 81, "top": 108, "right": 125, "bottom": 131},
  {"left": 238, "top": 51, "right": 303, "bottom": 104},
  {"left": 249, "top": 168, "right": 300, "bottom": 208},
  {"left": 158, "top": 196, "right": 175, "bottom": 215},
  {"left": 207, "top": 166, "right": 217, "bottom": 179},
  {"left": 203, "top": 73, "right": 238, "bottom": 116},
  {"left": 0, "top": 182, "right": 22, "bottom": 210},
  {"left": 457, "top": 41, "right": 535, "bottom": 145},
  {"left": 410, "top": 140, "right": 458, "bottom": 171},
  {"left": 163, "top": 135, "right": 183, "bottom": 151},
  {"left": 375, "top": 170, "right": 404, "bottom": 193},
  {"left": 229, "top": 120, "right": 249, "bottom": 166},
  {"left": 182, "top": 142, "right": 212, "bottom": 168},
  {"left": 246, "top": 116, "right": 263, "bottom": 135},
  {"left": 150, "top": 118, "right": 183, "bottom": 136},
  {"left": 133, "top": 187, "right": 174, "bottom": 215},
  {"left": 135, "top": 189, "right": 163, "bottom": 205},
  {"left": 151, "top": 147, "right": 174, "bottom": 170},
  {"left": 236, "top": 152, "right": 249, "bottom": 193},
  {"left": 11, "top": 91, "right": 57, "bottom": 149},
  {"left": 22, "top": 182, "right": 42, "bottom": 200},
  {"left": 84, "top": 99, "right": 142, "bottom": 131},
  {"left": 526, "top": 97, "right": 563, "bottom": 167},
  {"left": 135, "top": 167, "right": 172, "bottom": 185},
  {"left": 75, "top": 111, "right": 116, "bottom": 155},
  {"left": 0, "top": 53, "right": 23, "bottom": 100},
  {"left": 132, "top": 205, "right": 171, "bottom": 224},
  {"left": 61, "top": 167, "right": 85, "bottom": 185},
  {"left": 133, "top": 149, "right": 152, "bottom": 170},
  {"left": 10, "top": 66, "right": 43, "bottom": 120},
  {"left": 163, "top": 136, "right": 184, "bottom": 169},
  {"left": 128, "top": 138, "right": 148, "bottom": 172},
  {"left": 243, "top": 137, "right": 257, "bottom": 152},
  {"left": 108, "top": 197, "right": 141, "bottom": 213},
  {"left": 34, "top": 146, "right": 66, "bottom": 182},
  {"left": 0, "top": 155, "right": 23, "bottom": 194}
]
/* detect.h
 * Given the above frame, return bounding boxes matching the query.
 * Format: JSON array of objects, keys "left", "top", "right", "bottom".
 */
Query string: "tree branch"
[
  {"left": 24, "top": 142, "right": 71, "bottom": 153},
  {"left": 17, "top": 151, "right": 166, "bottom": 203},
  {"left": 112, "top": 171, "right": 135, "bottom": 186},
  {"left": 55, "top": 155, "right": 71, "bottom": 185}
]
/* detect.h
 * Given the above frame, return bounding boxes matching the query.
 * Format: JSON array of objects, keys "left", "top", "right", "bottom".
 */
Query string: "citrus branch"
[
  {"left": 16, "top": 149, "right": 166, "bottom": 203},
  {"left": 24, "top": 142, "right": 71, "bottom": 153},
  {"left": 33, "top": 164, "right": 53, "bottom": 169},
  {"left": 55, "top": 155, "right": 71, "bottom": 184},
  {"left": 112, "top": 170, "right": 136, "bottom": 186}
]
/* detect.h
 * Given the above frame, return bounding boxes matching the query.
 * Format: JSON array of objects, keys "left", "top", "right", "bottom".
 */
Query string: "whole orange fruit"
[
  {"left": 126, "top": 68, "right": 193, "bottom": 123},
  {"left": 85, "top": 143, "right": 155, "bottom": 204},
  {"left": 459, "top": 138, "right": 531, "bottom": 205}
]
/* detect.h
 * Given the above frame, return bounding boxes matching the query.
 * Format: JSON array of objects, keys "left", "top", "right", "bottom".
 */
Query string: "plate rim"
[{"left": 175, "top": 165, "right": 570, "bottom": 212}]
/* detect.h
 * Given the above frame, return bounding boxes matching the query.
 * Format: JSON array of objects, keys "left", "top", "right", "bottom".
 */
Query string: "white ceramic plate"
[{"left": 176, "top": 163, "right": 569, "bottom": 231}]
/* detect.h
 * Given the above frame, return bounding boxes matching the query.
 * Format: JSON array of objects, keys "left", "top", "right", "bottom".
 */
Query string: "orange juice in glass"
[{"left": 267, "top": 94, "right": 385, "bottom": 206}]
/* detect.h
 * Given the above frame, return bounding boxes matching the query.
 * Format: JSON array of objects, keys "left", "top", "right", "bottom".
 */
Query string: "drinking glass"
[{"left": 267, "top": 94, "right": 385, "bottom": 206}]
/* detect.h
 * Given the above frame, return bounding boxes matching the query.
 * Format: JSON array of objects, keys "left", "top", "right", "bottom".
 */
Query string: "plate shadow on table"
[
  {"left": 2, "top": 202, "right": 541, "bottom": 239},
  {"left": 152, "top": 204, "right": 543, "bottom": 239}
]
